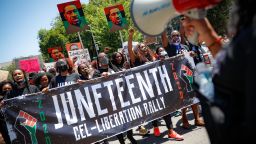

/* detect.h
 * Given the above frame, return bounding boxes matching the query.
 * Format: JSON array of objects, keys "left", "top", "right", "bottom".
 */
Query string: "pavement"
[{"left": 108, "top": 109, "right": 211, "bottom": 144}]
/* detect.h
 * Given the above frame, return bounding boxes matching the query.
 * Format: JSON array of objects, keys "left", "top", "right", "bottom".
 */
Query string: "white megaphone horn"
[{"left": 130, "top": 0, "right": 222, "bottom": 36}]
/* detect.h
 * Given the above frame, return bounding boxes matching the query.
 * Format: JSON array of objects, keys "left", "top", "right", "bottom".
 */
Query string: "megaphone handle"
[{"left": 183, "top": 9, "right": 207, "bottom": 19}]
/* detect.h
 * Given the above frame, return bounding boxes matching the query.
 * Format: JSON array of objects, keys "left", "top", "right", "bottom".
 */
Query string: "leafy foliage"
[
  {"left": 38, "top": 0, "right": 232, "bottom": 61},
  {"left": 207, "top": 0, "right": 233, "bottom": 35},
  {"left": 170, "top": 0, "right": 232, "bottom": 36},
  {"left": 0, "top": 62, "right": 16, "bottom": 80},
  {"left": 37, "top": 0, "right": 143, "bottom": 61}
]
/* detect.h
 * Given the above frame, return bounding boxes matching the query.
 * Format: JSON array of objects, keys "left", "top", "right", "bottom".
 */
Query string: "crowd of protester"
[{"left": 0, "top": 21, "right": 220, "bottom": 143}]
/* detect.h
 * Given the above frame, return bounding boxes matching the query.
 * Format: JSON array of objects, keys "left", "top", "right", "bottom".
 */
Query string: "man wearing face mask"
[
  {"left": 92, "top": 52, "right": 112, "bottom": 144},
  {"left": 161, "top": 30, "right": 190, "bottom": 57},
  {"left": 93, "top": 52, "right": 114, "bottom": 78},
  {"left": 49, "top": 59, "right": 81, "bottom": 88},
  {"left": 162, "top": 30, "right": 205, "bottom": 129}
]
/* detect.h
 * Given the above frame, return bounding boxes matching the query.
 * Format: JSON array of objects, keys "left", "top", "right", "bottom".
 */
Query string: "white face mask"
[{"left": 187, "top": 32, "right": 199, "bottom": 46}]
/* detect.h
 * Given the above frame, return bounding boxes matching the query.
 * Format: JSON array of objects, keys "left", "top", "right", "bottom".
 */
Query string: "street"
[{"left": 109, "top": 109, "right": 211, "bottom": 144}]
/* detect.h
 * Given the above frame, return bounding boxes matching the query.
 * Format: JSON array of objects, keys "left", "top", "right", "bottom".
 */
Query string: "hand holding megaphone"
[
  {"left": 130, "top": 0, "right": 222, "bottom": 36},
  {"left": 181, "top": 17, "right": 221, "bottom": 57}
]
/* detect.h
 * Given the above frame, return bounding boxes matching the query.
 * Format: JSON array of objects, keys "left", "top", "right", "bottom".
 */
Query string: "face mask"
[
  {"left": 187, "top": 31, "right": 199, "bottom": 46},
  {"left": 16, "top": 79, "right": 26, "bottom": 85},
  {"left": 159, "top": 51, "right": 169, "bottom": 58},
  {"left": 56, "top": 60, "right": 69, "bottom": 73},
  {"left": 59, "top": 65, "right": 68, "bottom": 72},
  {"left": 100, "top": 56, "right": 109, "bottom": 65}
]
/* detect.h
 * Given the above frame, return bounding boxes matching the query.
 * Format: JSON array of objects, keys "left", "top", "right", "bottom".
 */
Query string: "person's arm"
[
  {"left": 147, "top": 48, "right": 157, "bottom": 61},
  {"left": 161, "top": 31, "right": 169, "bottom": 48},
  {"left": 128, "top": 28, "right": 136, "bottom": 64},
  {"left": 181, "top": 17, "right": 222, "bottom": 57},
  {"left": 49, "top": 76, "right": 56, "bottom": 89}
]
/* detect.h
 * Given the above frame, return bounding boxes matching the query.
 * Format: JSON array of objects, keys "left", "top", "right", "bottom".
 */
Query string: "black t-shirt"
[
  {"left": 50, "top": 73, "right": 80, "bottom": 88},
  {"left": 79, "top": 75, "right": 89, "bottom": 80},
  {"left": 164, "top": 43, "right": 189, "bottom": 57}
]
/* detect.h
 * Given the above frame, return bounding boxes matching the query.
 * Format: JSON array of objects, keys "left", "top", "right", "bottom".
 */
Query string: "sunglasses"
[{"left": 172, "top": 34, "right": 180, "bottom": 37}]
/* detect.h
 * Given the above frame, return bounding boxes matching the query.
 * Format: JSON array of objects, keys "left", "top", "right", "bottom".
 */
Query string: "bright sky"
[{"left": 0, "top": 0, "right": 89, "bottom": 63}]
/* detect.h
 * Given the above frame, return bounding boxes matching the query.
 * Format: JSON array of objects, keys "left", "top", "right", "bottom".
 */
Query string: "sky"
[{"left": 0, "top": 0, "right": 89, "bottom": 63}]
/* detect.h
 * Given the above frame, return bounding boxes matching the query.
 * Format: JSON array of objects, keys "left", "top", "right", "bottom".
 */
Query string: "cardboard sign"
[
  {"left": 43, "top": 62, "right": 56, "bottom": 72},
  {"left": 68, "top": 49, "right": 91, "bottom": 66},
  {"left": 66, "top": 42, "right": 82, "bottom": 52},
  {"left": 0, "top": 70, "right": 9, "bottom": 82},
  {"left": 19, "top": 58, "right": 40, "bottom": 73}
]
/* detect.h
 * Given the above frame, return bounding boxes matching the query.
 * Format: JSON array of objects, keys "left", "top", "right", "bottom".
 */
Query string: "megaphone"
[{"left": 130, "top": 0, "right": 222, "bottom": 36}]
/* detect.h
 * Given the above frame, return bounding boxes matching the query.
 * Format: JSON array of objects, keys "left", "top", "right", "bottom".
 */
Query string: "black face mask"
[
  {"left": 16, "top": 79, "right": 26, "bottom": 86},
  {"left": 56, "top": 60, "right": 69, "bottom": 73},
  {"left": 59, "top": 65, "right": 68, "bottom": 72}
]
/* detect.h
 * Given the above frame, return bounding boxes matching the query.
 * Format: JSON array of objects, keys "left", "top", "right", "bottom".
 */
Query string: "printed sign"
[
  {"left": 47, "top": 47, "right": 66, "bottom": 62},
  {"left": 104, "top": 4, "right": 128, "bottom": 32},
  {"left": 57, "top": 1, "right": 89, "bottom": 34}
]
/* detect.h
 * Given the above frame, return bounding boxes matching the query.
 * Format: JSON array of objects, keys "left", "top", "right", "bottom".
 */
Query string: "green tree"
[
  {"left": 170, "top": 0, "right": 232, "bottom": 36},
  {"left": 0, "top": 62, "right": 16, "bottom": 80},
  {"left": 38, "top": 0, "right": 143, "bottom": 61},
  {"left": 38, "top": 0, "right": 232, "bottom": 61},
  {"left": 207, "top": 0, "right": 233, "bottom": 35}
]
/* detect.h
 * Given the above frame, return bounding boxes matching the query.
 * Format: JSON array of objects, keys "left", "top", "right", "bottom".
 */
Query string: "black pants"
[
  {"left": 0, "top": 115, "right": 11, "bottom": 144},
  {"left": 116, "top": 130, "right": 137, "bottom": 144},
  {"left": 152, "top": 114, "right": 173, "bottom": 129}
]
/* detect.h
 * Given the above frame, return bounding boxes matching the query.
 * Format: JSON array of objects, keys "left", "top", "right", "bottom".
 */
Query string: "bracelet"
[{"left": 207, "top": 37, "right": 223, "bottom": 48}]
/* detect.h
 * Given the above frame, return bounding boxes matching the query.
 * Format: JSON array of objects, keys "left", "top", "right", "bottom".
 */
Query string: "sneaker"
[
  {"left": 154, "top": 127, "right": 161, "bottom": 137},
  {"left": 168, "top": 130, "right": 184, "bottom": 141},
  {"left": 173, "top": 111, "right": 182, "bottom": 117},
  {"left": 139, "top": 126, "right": 149, "bottom": 135}
]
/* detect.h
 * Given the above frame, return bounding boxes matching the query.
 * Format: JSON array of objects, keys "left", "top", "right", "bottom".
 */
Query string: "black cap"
[{"left": 55, "top": 59, "right": 68, "bottom": 73}]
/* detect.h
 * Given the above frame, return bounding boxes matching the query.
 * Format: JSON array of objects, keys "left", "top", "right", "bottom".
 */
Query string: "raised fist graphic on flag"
[
  {"left": 15, "top": 110, "right": 38, "bottom": 144},
  {"left": 180, "top": 64, "right": 193, "bottom": 92}
]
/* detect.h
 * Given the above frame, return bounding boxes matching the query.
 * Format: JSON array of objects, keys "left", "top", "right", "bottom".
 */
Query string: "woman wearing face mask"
[
  {"left": 0, "top": 80, "right": 14, "bottom": 100},
  {"left": 49, "top": 59, "right": 81, "bottom": 88},
  {"left": 0, "top": 70, "right": 39, "bottom": 144},
  {"left": 0, "top": 80, "right": 15, "bottom": 144}
]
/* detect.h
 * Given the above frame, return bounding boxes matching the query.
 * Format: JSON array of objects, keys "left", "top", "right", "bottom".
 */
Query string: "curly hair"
[{"left": 34, "top": 72, "right": 53, "bottom": 88}]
